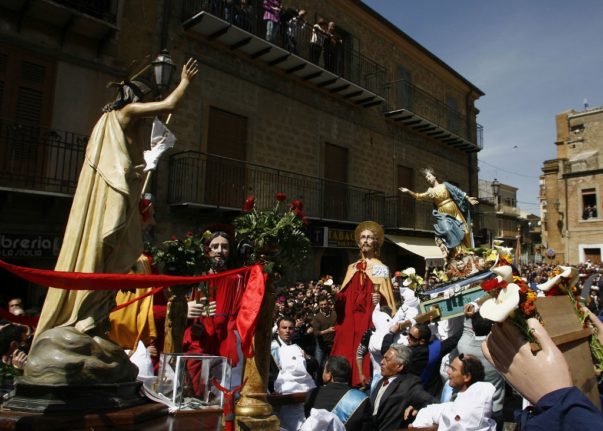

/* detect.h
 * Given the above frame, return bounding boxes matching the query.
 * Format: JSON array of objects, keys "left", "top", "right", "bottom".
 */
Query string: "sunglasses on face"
[{"left": 407, "top": 332, "right": 420, "bottom": 342}]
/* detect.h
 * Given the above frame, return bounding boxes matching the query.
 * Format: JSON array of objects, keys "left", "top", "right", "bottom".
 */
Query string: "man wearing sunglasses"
[{"left": 382, "top": 322, "right": 460, "bottom": 395}]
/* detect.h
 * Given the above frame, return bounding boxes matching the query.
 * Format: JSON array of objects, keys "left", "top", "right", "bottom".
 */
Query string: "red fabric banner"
[
  {"left": 0, "top": 259, "right": 259, "bottom": 290},
  {"left": 0, "top": 259, "right": 266, "bottom": 358}
]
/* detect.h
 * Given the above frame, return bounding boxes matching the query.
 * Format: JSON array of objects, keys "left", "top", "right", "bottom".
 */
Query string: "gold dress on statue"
[{"left": 414, "top": 183, "right": 471, "bottom": 252}]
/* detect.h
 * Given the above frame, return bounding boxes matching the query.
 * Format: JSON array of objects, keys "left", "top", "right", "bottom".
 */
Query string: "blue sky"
[{"left": 363, "top": 0, "right": 603, "bottom": 213}]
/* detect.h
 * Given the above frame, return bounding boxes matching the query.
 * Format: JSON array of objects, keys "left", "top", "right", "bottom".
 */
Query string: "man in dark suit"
[
  {"left": 371, "top": 343, "right": 436, "bottom": 431},
  {"left": 304, "top": 355, "right": 371, "bottom": 430}
]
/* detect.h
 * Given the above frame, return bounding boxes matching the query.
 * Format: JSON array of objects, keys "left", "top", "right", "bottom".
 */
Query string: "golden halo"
[{"left": 354, "top": 221, "right": 384, "bottom": 247}]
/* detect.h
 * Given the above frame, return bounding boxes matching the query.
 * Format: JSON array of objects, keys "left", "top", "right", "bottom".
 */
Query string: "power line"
[{"left": 478, "top": 158, "right": 540, "bottom": 179}]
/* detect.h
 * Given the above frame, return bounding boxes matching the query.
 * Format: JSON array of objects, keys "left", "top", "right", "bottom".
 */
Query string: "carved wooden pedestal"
[{"left": 536, "top": 296, "right": 601, "bottom": 409}]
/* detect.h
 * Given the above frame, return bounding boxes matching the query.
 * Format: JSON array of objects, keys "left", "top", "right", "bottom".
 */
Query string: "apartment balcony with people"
[
  {"left": 181, "top": 0, "right": 386, "bottom": 107},
  {"left": 0, "top": 119, "right": 87, "bottom": 196},
  {"left": 384, "top": 79, "right": 483, "bottom": 152}
]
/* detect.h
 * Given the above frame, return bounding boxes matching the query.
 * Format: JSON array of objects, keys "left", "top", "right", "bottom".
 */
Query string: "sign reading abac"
[
  {"left": 309, "top": 227, "right": 357, "bottom": 248},
  {"left": 0, "top": 234, "right": 61, "bottom": 259},
  {"left": 328, "top": 228, "right": 356, "bottom": 249}
]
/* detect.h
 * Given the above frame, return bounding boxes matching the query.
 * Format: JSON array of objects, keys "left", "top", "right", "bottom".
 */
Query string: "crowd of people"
[
  {"left": 2, "top": 249, "right": 603, "bottom": 430},
  {"left": 265, "top": 255, "right": 603, "bottom": 430}
]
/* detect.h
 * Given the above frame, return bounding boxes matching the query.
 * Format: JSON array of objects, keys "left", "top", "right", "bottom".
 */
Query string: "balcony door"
[
  {"left": 397, "top": 165, "right": 415, "bottom": 228},
  {"left": 396, "top": 66, "right": 413, "bottom": 111},
  {"left": 323, "top": 143, "right": 348, "bottom": 220},
  {"left": 205, "top": 107, "right": 247, "bottom": 208},
  {"left": 0, "top": 47, "right": 55, "bottom": 189}
]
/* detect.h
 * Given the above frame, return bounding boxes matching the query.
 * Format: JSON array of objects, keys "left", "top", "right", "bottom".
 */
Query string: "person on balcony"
[
  {"left": 399, "top": 168, "right": 478, "bottom": 260},
  {"left": 286, "top": 9, "right": 308, "bottom": 54},
  {"left": 309, "top": 17, "right": 329, "bottom": 65},
  {"left": 263, "top": 0, "right": 282, "bottom": 44},
  {"left": 324, "top": 21, "right": 342, "bottom": 74}
]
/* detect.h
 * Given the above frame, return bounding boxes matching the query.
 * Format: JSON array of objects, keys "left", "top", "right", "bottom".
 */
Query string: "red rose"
[
  {"left": 291, "top": 199, "right": 304, "bottom": 211},
  {"left": 293, "top": 208, "right": 305, "bottom": 219},
  {"left": 242, "top": 196, "right": 255, "bottom": 212},
  {"left": 480, "top": 278, "right": 507, "bottom": 292},
  {"left": 275, "top": 192, "right": 287, "bottom": 202},
  {"left": 170, "top": 234, "right": 178, "bottom": 241},
  {"left": 186, "top": 230, "right": 193, "bottom": 237}
]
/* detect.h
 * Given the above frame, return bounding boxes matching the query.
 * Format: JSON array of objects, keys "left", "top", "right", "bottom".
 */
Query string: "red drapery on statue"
[
  {"left": 183, "top": 272, "right": 246, "bottom": 366},
  {"left": 331, "top": 261, "right": 375, "bottom": 387}
]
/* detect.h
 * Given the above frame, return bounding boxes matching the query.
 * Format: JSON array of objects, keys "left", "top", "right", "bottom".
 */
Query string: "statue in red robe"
[
  {"left": 183, "top": 231, "right": 246, "bottom": 391},
  {"left": 331, "top": 221, "right": 397, "bottom": 387}
]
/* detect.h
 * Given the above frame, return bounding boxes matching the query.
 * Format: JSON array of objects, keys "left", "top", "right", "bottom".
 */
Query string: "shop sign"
[
  {"left": 0, "top": 234, "right": 61, "bottom": 259},
  {"left": 328, "top": 228, "right": 356, "bottom": 249}
]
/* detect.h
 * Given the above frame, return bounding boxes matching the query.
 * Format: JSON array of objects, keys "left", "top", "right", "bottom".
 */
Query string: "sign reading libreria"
[{"left": 0, "top": 234, "right": 61, "bottom": 258}]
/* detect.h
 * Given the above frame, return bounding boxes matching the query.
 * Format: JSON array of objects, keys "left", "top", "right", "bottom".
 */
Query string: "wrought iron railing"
[
  {"left": 169, "top": 151, "right": 392, "bottom": 223},
  {"left": 51, "top": 0, "right": 119, "bottom": 24},
  {"left": 383, "top": 195, "right": 434, "bottom": 230},
  {"left": 181, "top": 0, "right": 386, "bottom": 97},
  {"left": 386, "top": 79, "right": 483, "bottom": 149},
  {"left": 0, "top": 119, "right": 88, "bottom": 195}
]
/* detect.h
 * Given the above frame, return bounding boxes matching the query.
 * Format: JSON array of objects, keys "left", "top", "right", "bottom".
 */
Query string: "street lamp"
[
  {"left": 491, "top": 178, "right": 500, "bottom": 210},
  {"left": 152, "top": 49, "right": 177, "bottom": 93}
]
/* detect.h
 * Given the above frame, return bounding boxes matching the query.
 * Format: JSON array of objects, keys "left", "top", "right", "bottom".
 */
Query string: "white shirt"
[
  {"left": 372, "top": 376, "right": 397, "bottom": 415},
  {"left": 412, "top": 381, "right": 497, "bottom": 430}
]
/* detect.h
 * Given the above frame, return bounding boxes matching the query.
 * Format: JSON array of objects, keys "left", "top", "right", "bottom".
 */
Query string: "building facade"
[
  {"left": 541, "top": 107, "right": 603, "bottom": 264},
  {"left": 0, "top": 0, "right": 484, "bottom": 302}
]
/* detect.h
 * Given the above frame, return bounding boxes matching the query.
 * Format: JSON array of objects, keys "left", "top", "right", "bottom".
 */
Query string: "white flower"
[
  {"left": 491, "top": 265, "right": 513, "bottom": 283},
  {"left": 479, "top": 283, "right": 521, "bottom": 322},
  {"left": 402, "top": 267, "right": 416, "bottom": 277},
  {"left": 537, "top": 266, "right": 578, "bottom": 292}
]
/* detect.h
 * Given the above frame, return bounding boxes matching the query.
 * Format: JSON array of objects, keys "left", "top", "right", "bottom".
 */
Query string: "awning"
[{"left": 385, "top": 234, "right": 445, "bottom": 263}]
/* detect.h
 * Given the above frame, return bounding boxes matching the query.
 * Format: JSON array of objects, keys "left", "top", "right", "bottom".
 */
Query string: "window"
[
  {"left": 0, "top": 46, "right": 55, "bottom": 184},
  {"left": 446, "top": 95, "right": 461, "bottom": 135},
  {"left": 584, "top": 248, "right": 601, "bottom": 264},
  {"left": 204, "top": 107, "right": 248, "bottom": 208},
  {"left": 582, "top": 188, "right": 598, "bottom": 220},
  {"left": 323, "top": 143, "right": 348, "bottom": 220},
  {"left": 397, "top": 165, "right": 414, "bottom": 228}
]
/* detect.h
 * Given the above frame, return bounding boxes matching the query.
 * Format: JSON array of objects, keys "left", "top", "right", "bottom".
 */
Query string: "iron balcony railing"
[
  {"left": 169, "top": 151, "right": 394, "bottom": 223},
  {"left": 383, "top": 195, "right": 434, "bottom": 231},
  {"left": 386, "top": 79, "right": 483, "bottom": 149},
  {"left": 52, "top": 0, "right": 119, "bottom": 24},
  {"left": 0, "top": 119, "right": 88, "bottom": 195},
  {"left": 181, "top": 0, "right": 386, "bottom": 97}
]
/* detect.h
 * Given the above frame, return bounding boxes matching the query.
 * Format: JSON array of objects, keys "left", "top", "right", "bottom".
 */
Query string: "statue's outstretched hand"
[
  {"left": 467, "top": 196, "right": 479, "bottom": 205},
  {"left": 398, "top": 187, "right": 409, "bottom": 194},
  {"left": 181, "top": 58, "right": 199, "bottom": 82}
]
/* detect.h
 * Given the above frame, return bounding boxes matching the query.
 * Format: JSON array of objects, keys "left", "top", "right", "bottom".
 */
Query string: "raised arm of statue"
[{"left": 117, "top": 58, "right": 199, "bottom": 128}]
